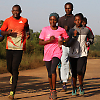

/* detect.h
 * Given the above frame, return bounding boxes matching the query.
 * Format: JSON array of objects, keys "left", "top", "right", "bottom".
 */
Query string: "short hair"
[
  {"left": 12, "top": 4, "right": 21, "bottom": 13},
  {"left": 82, "top": 17, "right": 87, "bottom": 24},
  {"left": 74, "top": 13, "right": 84, "bottom": 20},
  {"left": 64, "top": 2, "right": 73, "bottom": 10}
]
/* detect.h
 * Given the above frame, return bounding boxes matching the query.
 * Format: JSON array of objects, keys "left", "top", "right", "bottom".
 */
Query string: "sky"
[{"left": 0, "top": 0, "right": 100, "bottom": 35}]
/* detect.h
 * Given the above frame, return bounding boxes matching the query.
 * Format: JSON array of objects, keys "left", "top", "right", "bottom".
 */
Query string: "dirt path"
[{"left": 0, "top": 59, "right": 100, "bottom": 100}]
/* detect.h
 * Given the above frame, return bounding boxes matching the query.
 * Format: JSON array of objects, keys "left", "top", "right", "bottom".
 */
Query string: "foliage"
[
  {"left": 0, "top": 20, "right": 4, "bottom": 28},
  {"left": 25, "top": 31, "right": 44, "bottom": 55},
  {"left": 0, "top": 37, "right": 7, "bottom": 59},
  {"left": 90, "top": 35, "right": 100, "bottom": 51}
]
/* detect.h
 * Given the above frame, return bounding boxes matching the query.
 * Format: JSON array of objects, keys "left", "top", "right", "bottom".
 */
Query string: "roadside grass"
[
  {"left": 88, "top": 50, "right": 100, "bottom": 58},
  {"left": 0, "top": 50, "right": 100, "bottom": 74},
  {"left": 19, "top": 53, "right": 45, "bottom": 70},
  {"left": 0, "top": 54, "right": 44, "bottom": 74},
  {"left": 0, "top": 59, "right": 8, "bottom": 74}
]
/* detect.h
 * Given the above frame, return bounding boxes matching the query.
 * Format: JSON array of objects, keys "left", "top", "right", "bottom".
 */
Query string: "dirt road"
[{"left": 0, "top": 59, "right": 100, "bottom": 100}]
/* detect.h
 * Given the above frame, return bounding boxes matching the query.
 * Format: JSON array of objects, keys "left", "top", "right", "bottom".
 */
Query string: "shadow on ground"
[
  {"left": 0, "top": 76, "right": 100, "bottom": 100},
  {"left": 58, "top": 77, "right": 100, "bottom": 100}
]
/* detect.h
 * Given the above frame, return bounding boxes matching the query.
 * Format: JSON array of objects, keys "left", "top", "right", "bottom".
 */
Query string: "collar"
[
  {"left": 73, "top": 25, "right": 85, "bottom": 30},
  {"left": 65, "top": 14, "right": 74, "bottom": 17}
]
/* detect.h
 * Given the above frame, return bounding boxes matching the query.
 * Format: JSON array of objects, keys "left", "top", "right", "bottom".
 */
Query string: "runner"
[
  {"left": 58, "top": 2, "right": 75, "bottom": 92},
  {"left": 68, "top": 13, "right": 94, "bottom": 96},
  {"left": 39, "top": 12, "right": 69, "bottom": 100},
  {"left": 1, "top": 4, "right": 30, "bottom": 99}
]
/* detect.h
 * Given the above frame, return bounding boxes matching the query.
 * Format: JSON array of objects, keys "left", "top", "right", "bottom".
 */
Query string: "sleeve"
[
  {"left": 87, "top": 30, "right": 94, "bottom": 44},
  {"left": 24, "top": 19, "right": 29, "bottom": 32},
  {"left": 24, "top": 19, "right": 29, "bottom": 27},
  {"left": 87, "top": 27, "right": 93, "bottom": 35},
  {"left": 39, "top": 27, "right": 45, "bottom": 40},
  {"left": 65, "top": 29, "right": 77, "bottom": 47},
  {"left": 68, "top": 29, "right": 72, "bottom": 38},
  {"left": 1, "top": 19, "right": 8, "bottom": 31},
  {"left": 0, "top": 30, "right": 2, "bottom": 37}
]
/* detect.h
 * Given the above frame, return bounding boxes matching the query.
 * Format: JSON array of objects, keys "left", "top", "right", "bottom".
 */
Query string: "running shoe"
[
  {"left": 72, "top": 88, "right": 77, "bottom": 96},
  {"left": 79, "top": 87, "right": 84, "bottom": 96},
  {"left": 8, "top": 91, "right": 14, "bottom": 100},
  {"left": 49, "top": 90, "right": 52, "bottom": 99},
  {"left": 61, "top": 85, "right": 67, "bottom": 92},
  {"left": 51, "top": 90, "right": 57, "bottom": 100},
  {"left": 9, "top": 76, "right": 13, "bottom": 85}
]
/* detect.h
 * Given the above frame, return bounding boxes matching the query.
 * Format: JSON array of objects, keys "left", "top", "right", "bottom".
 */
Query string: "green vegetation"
[{"left": 88, "top": 35, "right": 100, "bottom": 58}]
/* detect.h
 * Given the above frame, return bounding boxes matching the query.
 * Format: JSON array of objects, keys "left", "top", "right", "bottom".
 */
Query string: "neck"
[
  {"left": 66, "top": 13, "right": 73, "bottom": 16},
  {"left": 76, "top": 25, "right": 82, "bottom": 28},
  {"left": 13, "top": 16, "right": 21, "bottom": 20},
  {"left": 50, "top": 26, "right": 58, "bottom": 30}
]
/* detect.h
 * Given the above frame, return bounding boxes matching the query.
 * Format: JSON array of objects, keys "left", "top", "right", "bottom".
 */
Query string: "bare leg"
[
  {"left": 78, "top": 74, "right": 83, "bottom": 86},
  {"left": 72, "top": 77, "right": 77, "bottom": 87},
  {"left": 52, "top": 73, "right": 56, "bottom": 90},
  {"left": 48, "top": 77, "right": 52, "bottom": 90}
]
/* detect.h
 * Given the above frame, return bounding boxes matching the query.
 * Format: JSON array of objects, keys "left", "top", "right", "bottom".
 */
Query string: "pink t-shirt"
[{"left": 39, "top": 26, "right": 69, "bottom": 61}]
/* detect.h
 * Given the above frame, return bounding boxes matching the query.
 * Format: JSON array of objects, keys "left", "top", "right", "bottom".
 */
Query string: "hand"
[
  {"left": 7, "top": 29, "right": 17, "bottom": 37},
  {"left": 26, "top": 31, "right": 30, "bottom": 40},
  {"left": 49, "top": 36, "right": 55, "bottom": 42},
  {"left": 74, "top": 30, "right": 77, "bottom": 36},
  {"left": 85, "top": 42, "right": 90, "bottom": 47},
  {"left": 7, "top": 29, "right": 12, "bottom": 35},
  {"left": 11, "top": 32, "right": 17, "bottom": 37},
  {"left": 58, "top": 36, "right": 63, "bottom": 47}
]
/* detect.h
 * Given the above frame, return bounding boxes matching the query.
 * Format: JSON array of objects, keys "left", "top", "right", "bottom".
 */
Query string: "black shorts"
[
  {"left": 69, "top": 57, "right": 87, "bottom": 78},
  {"left": 45, "top": 57, "right": 60, "bottom": 78}
]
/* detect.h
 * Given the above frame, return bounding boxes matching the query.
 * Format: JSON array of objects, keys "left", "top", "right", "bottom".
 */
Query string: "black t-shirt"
[{"left": 58, "top": 14, "right": 75, "bottom": 31}]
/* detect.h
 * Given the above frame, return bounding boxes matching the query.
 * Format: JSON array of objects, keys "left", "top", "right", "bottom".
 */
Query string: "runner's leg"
[{"left": 11, "top": 50, "right": 23, "bottom": 93}]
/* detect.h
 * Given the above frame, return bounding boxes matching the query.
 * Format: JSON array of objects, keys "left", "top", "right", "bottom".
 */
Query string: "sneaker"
[
  {"left": 9, "top": 76, "right": 13, "bottom": 85},
  {"left": 8, "top": 91, "right": 14, "bottom": 100},
  {"left": 72, "top": 88, "right": 77, "bottom": 96},
  {"left": 61, "top": 85, "right": 67, "bottom": 92},
  {"left": 49, "top": 90, "right": 52, "bottom": 99},
  {"left": 51, "top": 90, "right": 57, "bottom": 100},
  {"left": 79, "top": 87, "right": 84, "bottom": 96}
]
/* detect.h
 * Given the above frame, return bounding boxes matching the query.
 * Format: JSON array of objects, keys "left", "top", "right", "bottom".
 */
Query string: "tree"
[{"left": 0, "top": 20, "right": 4, "bottom": 28}]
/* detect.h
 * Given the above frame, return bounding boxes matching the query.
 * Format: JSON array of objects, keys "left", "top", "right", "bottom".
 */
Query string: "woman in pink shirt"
[{"left": 39, "top": 13, "right": 69, "bottom": 100}]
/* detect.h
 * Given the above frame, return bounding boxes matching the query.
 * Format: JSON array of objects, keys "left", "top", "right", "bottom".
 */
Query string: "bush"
[
  {"left": 88, "top": 50, "right": 100, "bottom": 58},
  {"left": 0, "top": 37, "right": 7, "bottom": 59}
]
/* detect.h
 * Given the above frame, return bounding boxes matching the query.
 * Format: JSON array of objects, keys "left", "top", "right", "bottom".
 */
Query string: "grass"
[
  {"left": 0, "top": 51, "right": 100, "bottom": 74},
  {"left": 19, "top": 53, "right": 45, "bottom": 70},
  {"left": 0, "top": 53, "right": 44, "bottom": 74},
  {"left": 0, "top": 59, "right": 8, "bottom": 74}
]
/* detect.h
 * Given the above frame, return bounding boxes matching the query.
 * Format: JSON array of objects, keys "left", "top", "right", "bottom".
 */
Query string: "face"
[
  {"left": 12, "top": 6, "right": 21, "bottom": 19},
  {"left": 49, "top": 16, "right": 57, "bottom": 27},
  {"left": 65, "top": 4, "right": 73, "bottom": 15},
  {"left": 74, "top": 15, "right": 82, "bottom": 27},
  {"left": 82, "top": 21, "right": 86, "bottom": 27}
]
